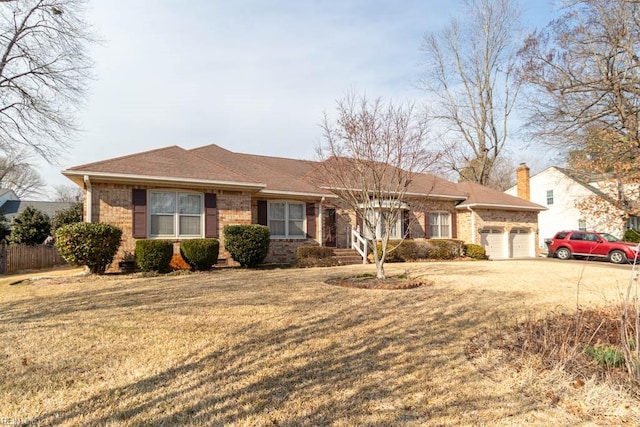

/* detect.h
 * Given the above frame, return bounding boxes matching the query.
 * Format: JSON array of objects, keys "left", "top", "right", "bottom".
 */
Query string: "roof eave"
[
  {"left": 62, "top": 170, "right": 267, "bottom": 191},
  {"left": 259, "top": 189, "right": 338, "bottom": 198},
  {"left": 318, "top": 186, "right": 466, "bottom": 200},
  {"left": 457, "top": 202, "right": 547, "bottom": 211}
]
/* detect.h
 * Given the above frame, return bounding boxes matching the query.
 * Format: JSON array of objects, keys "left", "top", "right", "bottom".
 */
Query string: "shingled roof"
[
  {"left": 456, "top": 181, "right": 545, "bottom": 211},
  {"left": 63, "top": 144, "right": 545, "bottom": 211},
  {"left": 190, "top": 145, "right": 332, "bottom": 196},
  {"left": 63, "top": 146, "right": 264, "bottom": 189}
]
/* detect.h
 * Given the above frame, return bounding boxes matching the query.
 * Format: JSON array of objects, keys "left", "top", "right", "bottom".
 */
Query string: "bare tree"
[
  {"left": 316, "top": 94, "right": 439, "bottom": 279},
  {"left": 0, "top": 151, "right": 44, "bottom": 198},
  {"left": 421, "top": 0, "right": 523, "bottom": 187},
  {"left": 519, "top": 0, "right": 640, "bottom": 150},
  {"left": 52, "top": 184, "right": 82, "bottom": 202},
  {"left": 0, "top": 0, "right": 93, "bottom": 161}
]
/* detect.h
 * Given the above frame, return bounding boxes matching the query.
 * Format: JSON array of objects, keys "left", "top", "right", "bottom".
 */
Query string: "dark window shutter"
[
  {"left": 306, "top": 203, "right": 316, "bottom": 239},
  {"left": 132, "top": 189, "right": 147, "bottom": 239},
  {"left": 204, "top": 193, "right": 218, "bottom": 238},
  {"left": 403, "top": 210, "right": 410, "bottom": 239},
  {"left": 424, "top": 211, "right": 431, "bottom": 239},
  {"left": 451, "top": 211, "right": 457, "bottom": 239},
  {"left": 257, "top": 200, "right": 268, "bottom": 226}
]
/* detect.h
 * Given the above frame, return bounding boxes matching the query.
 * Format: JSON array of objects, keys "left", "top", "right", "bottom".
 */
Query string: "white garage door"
[
  {"left": 480, "top": 229, "right": 505, "bottom": 259},
  {"left": 509, "top": 229, "right": 531, "bottom": 258}
]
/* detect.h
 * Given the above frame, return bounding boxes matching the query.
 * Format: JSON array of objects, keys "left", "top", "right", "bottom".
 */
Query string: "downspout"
[
  {"left": 319, "top": 197, "right": 325, "bottom": 246},
  {"left": 467, "top": 206, "right": 476, "bottom": 244},
  {"left": 83, "top": 175, "right": 92, "bottom": 223}
]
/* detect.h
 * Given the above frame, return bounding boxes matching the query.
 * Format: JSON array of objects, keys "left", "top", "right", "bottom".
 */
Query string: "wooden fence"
[{"left": 0, "top": 241, "right": 67, "bottom": 275}]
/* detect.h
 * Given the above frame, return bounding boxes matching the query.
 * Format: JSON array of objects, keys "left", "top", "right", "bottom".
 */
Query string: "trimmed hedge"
[
  {"left": 371, "top": 239, "right": 465, "bottom": 263},
  {"left": 55, "top": 222, "right": 122, "bottom": 274},
  {"left": 464, "top": 243, "right": 487, "bottom": 260},
  {"left": 180, "top": 238, "right": 220, "bottom": 271},
  {"left": 623, "top": 229, "right": 640, "bottom": 243},
  {"left": 223, "top": 225, "right": 270, "bottom": 267},
  {"left": 135, "top": 240, "right": 173, "bottom": 273},
  {"left": 296, "top": 246, "right": 335, "bottom": 259}
]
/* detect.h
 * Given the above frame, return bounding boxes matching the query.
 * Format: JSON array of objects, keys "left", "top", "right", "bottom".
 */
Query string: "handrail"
[{"left": 351, "top": 228, "right": 368, "bottom": 264}]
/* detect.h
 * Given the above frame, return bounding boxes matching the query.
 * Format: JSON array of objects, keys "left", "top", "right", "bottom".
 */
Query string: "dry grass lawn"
[{"left": 1, "top": 259, "right": 639, "bottom": 426}]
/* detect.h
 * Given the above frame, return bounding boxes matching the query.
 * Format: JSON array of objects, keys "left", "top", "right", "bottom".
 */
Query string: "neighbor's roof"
[
  {"left": 0, "top": 200, "right": 74, "bottom": 223},
  {"left": 456, "top": 181, "right": 546, "bottom": 211}
]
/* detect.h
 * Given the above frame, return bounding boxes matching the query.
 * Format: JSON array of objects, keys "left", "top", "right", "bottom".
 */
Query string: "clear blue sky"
[{"left": 36, "top": 0, "right": 563, "bottom": 198}]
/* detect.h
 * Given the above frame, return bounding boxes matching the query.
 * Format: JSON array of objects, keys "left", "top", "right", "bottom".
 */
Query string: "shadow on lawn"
[{"left": 3, "top": 269, "right": 539, "bottom": 425}]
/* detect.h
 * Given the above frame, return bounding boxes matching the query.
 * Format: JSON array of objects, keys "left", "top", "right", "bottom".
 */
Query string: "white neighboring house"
[
  {"left": 505, "top": 165, "right": 637, "bottom": 249},
  {"left": 0, "top": 189, "right": 19, "bottom": 208}
]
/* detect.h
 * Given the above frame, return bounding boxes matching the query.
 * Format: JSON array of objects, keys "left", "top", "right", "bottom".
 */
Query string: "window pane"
[
  {"left": 151, "top": 215, "right": 174, "bottom": 235},
  {"left": 150, "top": 192, "right": 175, "bottom": 214},
  {"left": 270, "top": 203, "right": 285, "bottom": 220},
  {"left": 289, "top": 203, "right": 304, "bottom": 220},
  {"left": 289, "top": 220, "right": 304, "bottom": 236},
  {"left": 269, "top": 219, "right": 285, "bottom": 235},
  {"left": 179, "top": 216, "right": 201, "bottom": 235},
  {"left": 429, "top": 213, "right": 439, "bottom": 225},
  {"left": 430, "top": 225, "right": 439, "bottom": 238},
  {"left": 179, "top": 194, "right": 202, "bottom": 215}
]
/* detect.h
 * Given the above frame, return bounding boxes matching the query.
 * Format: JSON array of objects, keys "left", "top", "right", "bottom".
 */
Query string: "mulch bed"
[{"left": 325, "top": 274, "right": 430, "bottom": 290}]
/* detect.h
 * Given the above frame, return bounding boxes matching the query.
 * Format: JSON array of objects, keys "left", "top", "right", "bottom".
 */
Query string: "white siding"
[{"left": 506, "top": 167, "right": 597, "bottom": 248}]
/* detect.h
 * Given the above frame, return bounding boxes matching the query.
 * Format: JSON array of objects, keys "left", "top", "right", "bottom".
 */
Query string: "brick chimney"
[{"left": 516, "top": 163, "right": 530, "bottom": 200}]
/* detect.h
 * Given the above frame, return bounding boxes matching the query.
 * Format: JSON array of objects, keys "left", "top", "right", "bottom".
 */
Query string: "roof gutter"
[
  {"left": 83, "top": 175, "right": 92, "bottom": 223},
  {"left": 63, "top": 170, "right": 266, "bottom": 191},
  {"left": 456, "top": 202, "right": 546, "bottom": 211}
]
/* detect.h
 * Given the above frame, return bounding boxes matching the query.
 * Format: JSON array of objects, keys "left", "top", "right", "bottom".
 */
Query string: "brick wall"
[{"left": 87, "top": 183, "right": 253, "bottom": 270}]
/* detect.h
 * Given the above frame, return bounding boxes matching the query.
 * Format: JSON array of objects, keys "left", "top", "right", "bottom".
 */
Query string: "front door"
[{"left": 323, "top": 208, "right": 337, "bottom": 247}]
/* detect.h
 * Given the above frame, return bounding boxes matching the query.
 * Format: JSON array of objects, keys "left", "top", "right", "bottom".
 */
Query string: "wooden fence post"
[{"left": 0, "top": 240, "right": 6, "bottom": 275}]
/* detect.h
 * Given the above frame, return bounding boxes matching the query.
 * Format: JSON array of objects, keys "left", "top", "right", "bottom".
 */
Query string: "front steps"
[{"left": 333, "top": 248, "right": 365, "bottom": 265}]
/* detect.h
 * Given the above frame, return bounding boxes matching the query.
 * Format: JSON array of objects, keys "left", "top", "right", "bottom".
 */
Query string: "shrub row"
[
  {"left": 134, "top": 239, "right": 223, "bottom": 273},
  {"left": 373, "top": 239, "right": 465, "bottom": 262},
  {"left": 56, "top": 223, "right": 270, "bottom": 274}
]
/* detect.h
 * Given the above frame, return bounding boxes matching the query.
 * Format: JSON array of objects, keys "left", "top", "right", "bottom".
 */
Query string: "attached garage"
[
  {"left": 509, "top": 228, "right": 531, "bottom": 258},
  {"left": 480, "top": 228, "right": 505, "bottom": 259}
]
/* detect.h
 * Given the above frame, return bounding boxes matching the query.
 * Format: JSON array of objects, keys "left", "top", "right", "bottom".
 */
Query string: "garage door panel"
[
  {"left": 510, "top": 229, "right": 531, "bottom": 258},
  {"left": 480, "top": 229, "right": 504, "bottom": 259}
]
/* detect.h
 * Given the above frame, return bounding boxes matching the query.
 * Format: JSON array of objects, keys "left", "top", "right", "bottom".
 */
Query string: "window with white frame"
[
  {"left": 546, "top": 190, "right": 554, "bottom": 205},
  {"left": 429, "top": 212, "right": 451, "bottom": 238},
  {"left": 578, "top": 219, "right": 587, "bottom": 231},
  {"left": 364, "top": 209, "right": 401, "bottom": 240},
  {"left": 149, "top": 191, "right": 203, "bottom": 237},
  {"left": 627, "top": 216, "right": 640, "bottom": 229},
  {"left": 268, "top": 201, "right": 305, "bottom": 238}
]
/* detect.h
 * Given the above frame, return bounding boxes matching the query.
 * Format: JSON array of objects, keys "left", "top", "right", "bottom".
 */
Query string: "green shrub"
[
  {"left": 623, "top": 228, "right": 640, "bottom": 243},
  {"left": 9, "top": 206, "right": 51, "bottom": 245},
  {"left": 135, "top": 240, "right": 174, "bottom": 273},
  {"left": 425, "top": 239, "right": 464, "bottom": 260},
  {"left": 464, "top": 243, "right": 487, "bottom": 260},
  {"left": 51, "top": 203, "right": 83, "bottom": 235},
  {"left": 180, "top": 238, "right": 220, "bottom": 271},
  {"left": 55, "top": 223, "right": 122, "bottom": 274},
  {"left": 223, "top": 224, "right": 270, "bottom": 267},
  {"left": 296, "top": 245, "right": 335, "bottom": 259}
]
